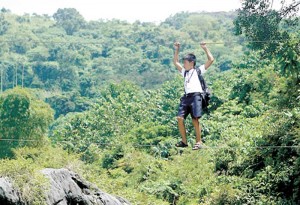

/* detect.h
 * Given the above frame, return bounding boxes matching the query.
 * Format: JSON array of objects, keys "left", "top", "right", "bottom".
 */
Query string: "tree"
[
  {"left": 234, "top": 0, "right": 300, "bottom": 78},
  {"left": 163, "top": 12, "right": 191, "bottom": 29},
  {"left": 0, "top": 14, "right": 9, "bottom": 35},
  {"left": 0, "top": 87, "right": 54, "bottom": 158},
  {"left": 53, "top": 8, "right": 86, "bottom": 35},
  {"left": 234, "top": 0, "right": 299, "bottom": 54}
]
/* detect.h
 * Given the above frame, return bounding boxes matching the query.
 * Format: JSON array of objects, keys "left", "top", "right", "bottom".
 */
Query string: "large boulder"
[
  {"left": 0, "top": 168, "right": 131, "bottom": 205},
  {"left": 41, "top": 168, "right": 130, "bottom": 205},
  {"left": 0, "top": 178, "right": 23, "bottom": 205}
]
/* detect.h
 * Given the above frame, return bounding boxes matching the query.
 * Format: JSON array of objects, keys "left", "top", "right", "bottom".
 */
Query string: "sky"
[
  {"left": 1, "top": 0, "right": 296, "bottom": 23},
  {"left": 1, "top": 0, "right": 243, "bottom": 23}
]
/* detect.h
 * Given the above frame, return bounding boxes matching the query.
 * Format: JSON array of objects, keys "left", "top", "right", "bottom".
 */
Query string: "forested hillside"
[
  {"left": 0, "top": 8, "right": 244, "bottom": 117},
  {"left": 0, "top": 0, "right": 299, "bottom": 204}
]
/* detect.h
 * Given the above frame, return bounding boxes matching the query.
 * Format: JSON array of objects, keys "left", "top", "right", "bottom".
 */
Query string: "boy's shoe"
[
  {"left": 192, "top": 142, "right": 205, "bottom": 150},
  {"left": 175, "top": 141, "right": 188, "bottom": 148}
]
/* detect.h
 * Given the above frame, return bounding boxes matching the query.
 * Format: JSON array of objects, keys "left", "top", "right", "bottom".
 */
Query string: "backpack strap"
[
  {"left": 195, "top": 66, "right": 207, "bottom": 93},
  {"left": 184, "top": 70, "right": 188, "bottom": 78}
]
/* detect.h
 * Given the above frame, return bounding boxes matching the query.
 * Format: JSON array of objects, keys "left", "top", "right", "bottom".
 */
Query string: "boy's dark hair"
[{"left": 182, "top": 53, "right": 196, "bottom": 66}]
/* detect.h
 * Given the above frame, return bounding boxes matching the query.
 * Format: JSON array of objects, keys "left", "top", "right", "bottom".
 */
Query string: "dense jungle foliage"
[{"left": 0, "top": 0, "right": 299, "bottom": 204}]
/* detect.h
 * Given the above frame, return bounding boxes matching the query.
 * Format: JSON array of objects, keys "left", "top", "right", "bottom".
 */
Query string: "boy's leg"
[
  {"left": 177, "top": 116, "right": 187, "bottom": 144},
  {"left": 191, "top": 95, "right": 203, "bottom": 144},
  {"left": 192, "top": 117, "right": 202, "bottom": 144}
]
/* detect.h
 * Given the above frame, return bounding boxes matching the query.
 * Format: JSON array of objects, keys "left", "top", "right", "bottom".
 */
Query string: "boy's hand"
[
  {"left": 174, "top": 42, "right": 180, "bottom": 50},
  {"left": 200, "top": 42, "right": 207, "bottom": 49}
]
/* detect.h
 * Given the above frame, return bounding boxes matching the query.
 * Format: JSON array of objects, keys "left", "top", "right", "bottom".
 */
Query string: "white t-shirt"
[{"left": 180, "top": 65, "right": 206, "bottom": 94}]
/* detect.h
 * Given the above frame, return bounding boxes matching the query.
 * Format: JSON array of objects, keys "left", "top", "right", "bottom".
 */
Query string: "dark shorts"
[{"left": 177, "top": 93, "right": 203, "bottom": 119}]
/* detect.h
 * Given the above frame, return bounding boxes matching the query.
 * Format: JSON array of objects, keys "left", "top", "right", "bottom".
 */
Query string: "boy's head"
[{"left": 182, "top": 53, "right": 196, "bottom": 69}]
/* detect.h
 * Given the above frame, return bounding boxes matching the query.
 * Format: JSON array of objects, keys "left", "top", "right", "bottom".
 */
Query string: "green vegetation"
[
  {"left": 0, "top": 87, "right": 54, "bottom": 157},
  {"left": 0, "top": 8, "right": 244, "bottom": 117},
  {"left": 0, "top": 146, "right": 82, "bottom": 205},
  {"left": 0, "top": 1, "right": 299, "bottom": 204}
]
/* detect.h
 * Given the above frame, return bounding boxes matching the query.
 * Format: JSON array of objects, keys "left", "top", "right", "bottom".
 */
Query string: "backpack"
[{"left": 184, "top": 66, "right": 211, "bottom": 109}]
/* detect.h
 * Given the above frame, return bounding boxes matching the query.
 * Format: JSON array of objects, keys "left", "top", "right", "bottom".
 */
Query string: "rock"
[
  {"left": 41, "top": 168, "right": 131, "bottom": 205},
  {"left": 0, "top": 177, "right": 23, "bottom": 205},
  {"left": 0, "top": 168, "right": 131, "bottom": 205}
]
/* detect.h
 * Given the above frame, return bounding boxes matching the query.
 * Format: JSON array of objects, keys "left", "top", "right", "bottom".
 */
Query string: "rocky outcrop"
[
  {"left": 0, "top": 168, "right": 131, "bottom": 205},
  {"left": 0, "top": 178, "right": 23, "bottom": 205}
]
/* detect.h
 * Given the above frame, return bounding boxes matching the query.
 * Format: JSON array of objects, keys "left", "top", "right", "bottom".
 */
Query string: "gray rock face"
[
  {"left": 0, "top": 168, "right": 131, "bottom": 205},
  {"left": 41, "top": 168, "right": 131, "bottom": 205},
  {"left": 0, "top": 178, "right": 23, "bottom": 205}
]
